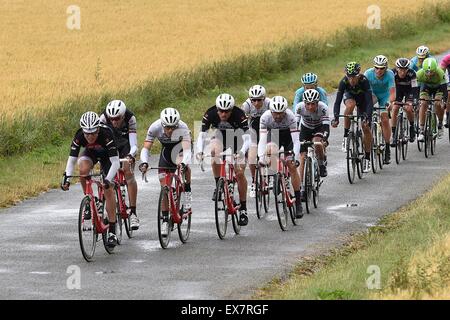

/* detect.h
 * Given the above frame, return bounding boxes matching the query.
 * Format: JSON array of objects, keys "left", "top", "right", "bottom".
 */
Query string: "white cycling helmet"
[
  {"left": 416, "top": 45, "right": 430, "bottom": 58},
  {"left": 80, "top": 111, "right": 100, "bottom": 133},
  {"left": 248, "top": 85, "right": 266, "bottom": 99},
  {"left": 215, "top": 93, "right": 235, "bottom": 110},
  {"left": 160, "top": 107, "right": 180, "bottom": 127},
  {"left": 269, "top": 96, "right": 288, "bottom": 112},
  {"left": 303, "top": 89, "right": 320, "bottom": 103},
  {"left": 373, "top": 55, "right": 388, "bottom": 68},
  {"left": 106, "top": 100, "right": 126, "bottom": 118}
]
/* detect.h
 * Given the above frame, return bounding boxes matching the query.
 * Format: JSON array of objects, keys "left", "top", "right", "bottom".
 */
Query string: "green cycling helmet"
[
  {"left": 345, "top": 62, "right": 361, "bottom": 76},
  {"left": 422, "top": 57, "right": 438, "bottom": 73}
]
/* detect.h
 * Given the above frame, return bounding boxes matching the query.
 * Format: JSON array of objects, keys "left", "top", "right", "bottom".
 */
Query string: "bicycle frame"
[
  {"left": 276, "top": 148, "right": 295, "bottom": 208},
  {"left": 219, "top": 152, "right": 240, "bottom": 215},
  {"left": 162, "top": 166, "right": 190, "bottom": 224},
  {"left": 114, "top": 159, "right": 132, "bottom": 220}
]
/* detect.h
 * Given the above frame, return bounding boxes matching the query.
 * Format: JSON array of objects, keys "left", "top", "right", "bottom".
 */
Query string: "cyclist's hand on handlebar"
[
  {"left": 103, "top": 179, "right": 112, "bottom": 190},
  {"left": 331, "top": 118, "right": 339, "bottom": 128},
  {"left": 180, "top": 162, "right": 188, "bottom": 173},
  {"left": 126, "top": 154, "right": 136, "bottom": 164},
  {"left": 235, "top": 151, "right": 245, "bottom": 160},
  {"left": 195, "top": 152, "right": 204, "bottom": 162},
  {"left": 60, "top": 173, "right": 70, "bottom": 191},
  {"left": 139, "top": 162, "right": 149, "bottom": 173}
]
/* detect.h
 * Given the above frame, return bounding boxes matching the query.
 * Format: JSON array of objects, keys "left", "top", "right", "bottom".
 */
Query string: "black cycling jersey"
[
  {"left": 391, "top": 68, "right": 419, "bottom": 102},
  {"left": 69, "top": 125, "right": 118, "bottom": 158},
  {"left": 333, "top": 74, "right": 374, "bottom": 119},
  {"left": 100, "top": 109, "right": 136, "bottom": 150},
  {"left": 201, "top": 106, "right": 249, "bottom": 133}
]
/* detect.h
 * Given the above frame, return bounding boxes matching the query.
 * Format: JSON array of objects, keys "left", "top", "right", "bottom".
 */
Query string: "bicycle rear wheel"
[
  {"left": 415, "top": 108, "right": 423, "bottom": 152},
  {"left": 305, "top": 157, "right": 313, "bottom": 214},
  {"left": 214, "top": 178, "right": 228, "bottom": 239},
  {"left": 313, "top": 162, "right": 320, "bottom": 208},
  {"left": 346, "top": 133, "right": 356, "bottom": 184},
  {"left": 430, "top": 112, "right": 437, "bottom": 155},
  {"left": 371, "top": 123, "right": 378, "bottom": 173},
  {"left": 378, "top": 129, "right": 385, "bottom": 170},
  {"left": 395, "top": 115, "right": 402, "bottom": 165},
  {"left": 78, "top": 196, "right": 97, "bottom": 262},
  {"left": 230, "top": 182, "right": 241, "bottom": 235},
  {"left": 402, "top": 117, "right": 409, "bottom": 161},
  {"left": 119, "top": 185, "right": 133, "bottom": 239},
  {"left": 356, "top": 130, "right": 364, "bottom": 179},
  {"left": 424, "top": 112, "right": 431, "bottom": 158},
  {"left": 177, "top": 189, "right": 191, "bottom": 243},
  {"left": 157, "top": 186, "right": 172, "bottom": 249},
  {"left": 263, "top": 172, "right": 271, "bottom": 213},
  {"left": 255, "top": 166, "right": 264, "bottom": 219},
  {"left": 273, "top": 173, "right": 288, "bottom": 231}
]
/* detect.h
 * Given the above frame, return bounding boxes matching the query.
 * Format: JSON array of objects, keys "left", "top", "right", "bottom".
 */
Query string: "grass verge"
[
  {"left": 1, "top": 1, "right": 450, "bottom": 157},
  {"left": 255, "top": 174, "right": 450, "bottom": 300}
]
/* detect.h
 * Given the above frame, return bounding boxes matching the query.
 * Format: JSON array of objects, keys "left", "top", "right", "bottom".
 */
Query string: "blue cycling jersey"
[
  {"left": 410, "top": 55, "right": 434, "bottom": 72},
  {"left": 292, "top": 86, "right": 328, "bottom": 111},
  {"left": 364, "top": 68, "right": 395, "bottom": 96}
]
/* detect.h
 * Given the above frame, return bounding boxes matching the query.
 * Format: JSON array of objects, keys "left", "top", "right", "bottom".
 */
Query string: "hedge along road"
[{"left": 0, "top": 52, "right": 449, "bottom": 300}]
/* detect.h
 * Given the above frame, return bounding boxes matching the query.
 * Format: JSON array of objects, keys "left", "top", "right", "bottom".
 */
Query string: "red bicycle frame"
[
  {"left": 161, "top": 165, "right": 191, "bottom": 224},
  {"left": 113, "top": 160, "right": 131, "bottom": 220},
  {"left": 219, "top": 154, "right": 240, "bottom": 215},
  {"left": 81, "top": 175, "right": 109, "bottom": 234},
  {"left": 276, "top": 151, "right": 295, "bottom": 208}
]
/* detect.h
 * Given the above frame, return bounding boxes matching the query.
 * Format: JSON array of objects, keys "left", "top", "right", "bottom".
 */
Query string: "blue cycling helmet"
[{"left": 301, "top": 73, "right": 318, "bottom": 85}]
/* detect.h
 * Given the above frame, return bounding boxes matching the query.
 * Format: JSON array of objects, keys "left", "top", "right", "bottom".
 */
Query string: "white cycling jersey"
[{"left": 295, "top": 101, "right": 330, "bottom": 129}]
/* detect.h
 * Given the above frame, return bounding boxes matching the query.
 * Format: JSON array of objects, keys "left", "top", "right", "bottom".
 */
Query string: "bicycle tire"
[
  {"left": 313, "top": 161, "right": 320, "bottom": 208},
  {"left": 78, "top": 196, "right": 97, "bottom": 262},
  {"left": 273, "top": 173, "right": 288, "bottom": 231},
  {"left": 346, "top": 133, "right": 356, "bottom": 184},
  {"left": 402, "top": 116, "right": 409, "bottom": 161},
  {"left": 356, "top": 130, "right": 364, "bottom": 179},
  {"left": 177, "top": 187, "right": 191, "bottom": 243},
  {"left": 263, "top": 172, "right": 271, "bottom": 213},
  {"left": 371, "top": 123, "right": 378, "bottom": 173},
  {"left": 230, "top": 181, "right": 241, "bottom": 235},
  {"left": 424, "top": 111, "right": 431, "bottom": 158},
  {"left": 395, "top": 114, "right": 402, "bottom": 165},
  {"left": 119, "top": 185, "right": 133, "bottom": 239},
  {"left": 305, "top": 157, "right": 313, "bottom": 213},
  {"left": 431, "top": 112, "right": 437, "bottom": 155},
  {"left": 255, "top": 166, "right": 263, "bottom": 219},
  {"left": 157, "top": 186, "right": 172, "bottom": 249},
  {"left": 378, "top": 128, "right": 385, "bottom": 170},
  {"left": 214, "top": 178, "right": 228, "bottom": 239}
]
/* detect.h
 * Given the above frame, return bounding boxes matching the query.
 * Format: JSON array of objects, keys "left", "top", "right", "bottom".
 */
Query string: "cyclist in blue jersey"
[
  {"left": 293, "top": 73, "right": 328, "bottom": 112},
  {"left": 410, "top": 45, "right": 432, "bottom": 72},
  {"left": 364, "top": 55, "right": 396, "bottom": 164}
]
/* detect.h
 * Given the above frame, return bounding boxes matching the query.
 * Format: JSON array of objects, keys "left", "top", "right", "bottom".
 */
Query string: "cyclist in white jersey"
[{"left": 241, "top": 85, "right": 270, "bottom": 198}]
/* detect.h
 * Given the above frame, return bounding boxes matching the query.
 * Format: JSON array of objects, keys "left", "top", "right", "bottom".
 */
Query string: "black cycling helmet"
[{"left": 395, "top": 58, "right": 411, "bottom": 69}]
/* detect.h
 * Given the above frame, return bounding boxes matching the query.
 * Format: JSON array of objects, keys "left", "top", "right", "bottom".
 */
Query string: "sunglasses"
[
  {"left": 374, "top": 66, "right": 386, "bottom": 70},
  {"left": 251, "top": 98, "right": 263, "bottom": 102},
  {"left": 163, "top": 125, "right": 178, "bottom": 130},
  {"left": 218, "top": 109, "right": 231, "bottom": 113},
  {"left": 83, "top": 130, "right": 98, "bottom": 136}
]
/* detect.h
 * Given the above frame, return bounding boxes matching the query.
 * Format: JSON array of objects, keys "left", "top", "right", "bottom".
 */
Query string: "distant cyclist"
[
  {"left": 139, "top": 108, "right": 192, "bottom": 237},
  {"left": 439, "top": 53, "right": 450, "bottom": 128},
  {"left": 293, "top": 72, "right": 328, "bottom": 112},
  {"left": 196, "top": 94, "right": 251, "bottom": 226},
  {"left": 391, "top": 58, "right": 419, "bottom": 143},
  {"left": 61, "top": 112, "right": 120, "bottom": 248},
  {"left": 257, "top": 96, "right": 303, "bottom": 217},
  {"left": 241, "top": 85, "right": 270, "bottom": 198},
  {"left": 100, "top": 100, "right": 140, "bottom": 230},
  {"left": 332, "top": 62, "right": 373, "bottom": 172},
  {"left": 364, "top": 55, "right": 396, "bottom": 164},
  {"left": 416, "top": 58, "right": 448, "bottom": 141},
  {"left": 410, "top": 45, "right": 433, "bottom": 72},
  {"left": 295, "top": 90, "right": 330, "bottom": 196}
]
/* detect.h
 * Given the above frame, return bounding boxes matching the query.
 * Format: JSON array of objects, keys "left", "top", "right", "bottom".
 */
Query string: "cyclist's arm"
[
  {"left": 240, "top": 133, "right": 251, "bottom": 155},
  {"left": 320, "top": 103, "right": 331, "bottom": 140},
  {"left": 140, "top": 141, "right": 153, "bottom": 164},
  {"left": 333, "top": 81, "right": 346, "bottom": 119},
  {"left": 319, "top": 87, "right": 329, "bottom": 105},
  {"left": 128, "top": 116, "right": 138, "bottom": 157},
  {"left": 389, "top": 87, "right": 396, "bottom": 104},
  {"left": 257, "top": 129, "right": 268, "bottom": 159},
  {"left": 65, "top": 134, "right": 82, "bottom": 178},
  {"left": 181, "top": 139, "right": 192, "bottom": 165},
  {"left": 362, "top": 78, "right": 374, "bottom": 117},
  {"left": 64, "top": 156, "right": 78, "bottom": 179},
  {"left": 105, "top": 156, "right": 120, "bottom": 182},
  {"left": 291, "top": 130, "right": 300, "bottom": 159}
]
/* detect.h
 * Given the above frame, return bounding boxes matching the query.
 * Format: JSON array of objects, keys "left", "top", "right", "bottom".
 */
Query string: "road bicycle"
[
  {"left": 338, "top": 114, "right": 366, "bottom": 183},
  {"left": 67, "top": 173, "right": 114, "bottom": 262},
  {"left": 143, "top": 165, "right": 192, "bottom": 249},
  {"left": 392, "top": 102, "right": 411, "bottom": 164},
  {"left": 272, "top": 147, "right": 298, "bottom": 231},
  {"left": 370, "top": 107, "right": 387, "bottom": 174},
  {"left": 421, "top": 98, "right": 440, "bottom": 158},
  {"left": 214, "top": 148, "right": 242, "bottom": 239},
  {"left": 254, "top": 157, "right": 273, "bottom": 219},
  {"left": 300, "top": 141, "right": 324, "bottom": 214}
]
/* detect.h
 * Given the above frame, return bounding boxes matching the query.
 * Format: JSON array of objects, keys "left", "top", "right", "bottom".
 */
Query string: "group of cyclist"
[{"left": 60, "top": 44, "right": 450, "bottom": 248}]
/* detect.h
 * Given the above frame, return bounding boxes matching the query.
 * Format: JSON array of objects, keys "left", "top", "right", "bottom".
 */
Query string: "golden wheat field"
[{"left": 0, "top": 0, "right": 439, "bottom": 116}]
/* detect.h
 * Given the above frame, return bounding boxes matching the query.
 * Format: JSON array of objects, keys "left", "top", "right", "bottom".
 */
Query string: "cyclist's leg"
[
  {"left": 343, "top": 94, "right": 357, "bottom": 136},
  {"left": 248, "top": 127, "right": 258, "bottom": 183},
  {"left": 377, "top": 94, "right": 392, "bottom": 145},
  {"left": 210, "top": 136, "right": 224, "bottom": 186},
  {"left": 99, "top": 156, "right": 117, "bottom": 227},
  {"left": 434, "top": 88, "right": 445, "bottom": 126},
  {"left": 119, "top": 145, "right": 137, "bottom": 214},
  {"left": 77, "top": 150, "right": 95, "bottom": 193},
  {"left": 419, "top": 87, "right": 430, "bottom": 130},
  {"left": 391, "top": 91, "right": 404, "bottom": 141}
]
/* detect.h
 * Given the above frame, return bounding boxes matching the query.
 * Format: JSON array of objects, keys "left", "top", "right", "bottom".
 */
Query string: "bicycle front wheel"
[
  {"left": 346, "top": 133, "right": 356, "bottom": 184},
  {"left": 214, "top": 178, "right": 228, "bottom": 239},
  {"left": 157, "top": 187, "right": 172, "bottom": 249},
  {"left": 431, "top": 112, "right": 437, "bottom": 155},
  {"left": 263, "top": 172, "right": 271, "bottom": 213},
  {"left": 313, "top": 162, "right": 320, "bottom": 208},
  {"left": 78, "top": 196, "right": 97, "bottom": 262},
  {"left": 177, "top": 189, "right": 191, "bottom": 243},
  {"left": 402, "top": 117, "right": 409, "bottom": 161},
  {"left": 424, "top": 112, "right": 431, "bottom": 158},
  {"left": 255, "top": 166, "right": 264, "bottom": 219},
  {"left": 305, "top": 157, "right": 313, "bottom": 214},
  {"left": 119, "top": 185, "right": 133, "bottom": 239},
  {"left": 230, "top": 182, "right": 241, "bottom": 235},
  {"left": 371, "top": 123, "right": 378, "bottom": 173},
  {"left": 395, "top": 115, "right": 402, "bottom": 165},
  {"left": 273, "top": 173, "right": 288, "bottom": 231}
]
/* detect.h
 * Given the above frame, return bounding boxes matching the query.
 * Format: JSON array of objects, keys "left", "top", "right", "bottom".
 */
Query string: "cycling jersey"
[
  {"left": 258, "top": 109, "right": 299, "bottom": 158},
  {"left": 145, "top": 119, "right": 191, "bottom": 171},
  {"left": 364, "top": 68, "right": 395, "bottom": 108},
  {"left": 333, "top": 75, "right": 374, "bottom": 119},
  {"left": 292, "top": 86, "right": 328, "bottom": 110},
  {"left": 391, "top": 68, "right": 419, "bottom": 102},
  {"left": 416, "top": 68, "right": 447, "bottom": 88},
  {"left": 241, "top": 97, "right": 270, "bottom": 143},
  {"left": 295, "top": 101, "right": 330, "bottom": 130},
  {"left": 99, "top": 109, "right": 138, "bottom": 157},
  {"left": 410, "top": 55, "right": 434, "bottom": 72},
  {"left": 66, "top": 125, "right": 119, "bottom": 182},
  {"left": 439, "top": 54, "right": 450, "bottom": 72},
  {"left": 197, "top": 106, "right": 250, "bottom": 155}
]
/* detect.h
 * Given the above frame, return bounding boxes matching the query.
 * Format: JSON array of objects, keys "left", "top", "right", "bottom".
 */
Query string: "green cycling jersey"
[{"left": 416, "top": 67, "right": 446, "bottom": 88}]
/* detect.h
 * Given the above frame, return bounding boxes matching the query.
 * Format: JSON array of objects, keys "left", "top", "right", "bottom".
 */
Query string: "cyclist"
[
  {"left": 293, "top": 72, "right": 328, "bottom": 111},
  {"left": 139, "top": 108, "right": 192, "bottom": 237},
  {"left": 410, "top": 45, "right": 432, "bottom": 72},
  {"left": 416, "top": 57, "right": 448, "bottom": 141},
  {"left": 332, "top": 62, "right": 373, "bottom": 172},
  {"left": 257, "top": 96, "right": 303, "bottom": 218},
  {"left": 391, "top": 58, "right": 419, "bottom": 143},
  {"left": 364, "top": 55, "right": 396, "bottom": 164},
  {"left": 196, "top": 94, "right": 251, "bottom": 226},
  {"left": 241, "top": 85, "right": 270, "bottom": 198},
  {"left": 439, "top": 53, "right": 450, "bottom": 128},
  {"left": 99, "top": 100, "right": 140, "bottom": 230},
  {"left": 61, "top": 111, "right": 120, "bottom": 248},
  {"left": 296, "top": 89, "right": 330, "bottom": 191}
]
